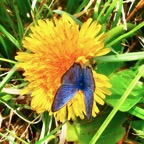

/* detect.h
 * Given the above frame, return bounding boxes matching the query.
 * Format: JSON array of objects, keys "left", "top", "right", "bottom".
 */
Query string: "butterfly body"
[{"left": 52, "top": 63, "right": 95, "bottom": 120}]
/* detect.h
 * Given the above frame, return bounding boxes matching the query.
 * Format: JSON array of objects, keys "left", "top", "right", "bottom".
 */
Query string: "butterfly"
[{"left": 52, "top": 63, "right": 95, "bottom": 120}]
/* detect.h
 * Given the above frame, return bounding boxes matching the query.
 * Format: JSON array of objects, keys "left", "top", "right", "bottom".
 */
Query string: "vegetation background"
[{"left": 0, "top": 0, "right": 144, "bottom": 143}]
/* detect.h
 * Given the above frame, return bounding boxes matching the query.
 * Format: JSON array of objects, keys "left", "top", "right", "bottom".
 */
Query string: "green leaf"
[
  {"left": 106, "top": 69, "right": 144, "bottom": 111},
  {"left": 90, "top": 65, "right": 144, "bottom": 143},
  {"left": 96, "top": 62, "right": 123, "bottom": 76},
  {"left": 66, "top": 110, "right": 126, "bottom": 144},
  {"left": 128, "top": 106, "right": 144, "bottom": 120}
]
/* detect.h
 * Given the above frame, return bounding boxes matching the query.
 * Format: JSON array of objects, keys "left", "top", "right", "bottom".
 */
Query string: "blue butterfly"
[{"left": 52, "top": 63, "right": 95, "bottom": 120}]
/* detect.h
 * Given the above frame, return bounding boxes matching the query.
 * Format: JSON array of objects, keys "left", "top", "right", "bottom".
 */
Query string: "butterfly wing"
[
  {"left": 52, "top": 84, "right": 78, "bottom": 111},
  {"left": 52, "top": 63, "right": 82, "bottom": 112},
  {"left": 83, "top": 66, "right": 95, "bottom": 120},
  {"left": 62, "top": 63, "right": 82, "bottom": 84}
]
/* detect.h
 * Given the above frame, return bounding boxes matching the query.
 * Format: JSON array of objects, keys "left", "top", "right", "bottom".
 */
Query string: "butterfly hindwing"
[
  {"left": 84, "top": 88, "right": 94, "bottom": 120},
  {"left": 52, "top": 63, "right": 82, "bottom": 112},
  {"left": 83, "top": 66, "right": 95, "bottom": 90},
  {"left": 83, "top": 66, "right": 95, "bottom": 120}
]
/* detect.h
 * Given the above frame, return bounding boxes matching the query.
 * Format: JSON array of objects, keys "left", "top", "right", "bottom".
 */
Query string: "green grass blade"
[
  {"left": 75, "top": 0, "right": 89, "bottom": 13},
  {"left": 104, "top": 23, "right": 143, "bottom": 46},
  {"left": 12, "top": 0, "right": 24, "bottom": 41},
  {"left": 39, "top": 112, "right": 51, "bottom": 140},
  {"left": 0, "top": 58, "right": 17, "bottom": 64},
  {"left": 6, "top": 129, "right": 28, "bottom": 144},
  {"left": 36, "top": 122, "right": 66, "bottom": 144},
  {"left": 0, "top": 132, "right": 17, "bottom": 144},
  {"left": 0, "top": 66, "right": 17, "bottom": 91},
  {"left": 112, "top": 0, "right": 123, "bottom": 27},
  {"left": 93, "top": 0, "right": 102, "bottom": 19},
  {"left": 0, "top": 35, "right": 9, "bottom": 58},
  {"left": 0, "top": 1, "right": 17, "bottom": 37},
  {"left": 0, "top": 25, "right": 22, "bottom": 50},
  {"left": 94, "top": 52, "right": 144, "bottom": 63},
  {"left": 65, "top": 0, "right": 80, "bottom": 14},
  {"left": 106, "top": 21, "right": 144, "bottom": 47},
  {"left": 97, "top": 0, "right": 112, "bottom": 21},
  {"left": 101, "top": 0, "right": 117, "bottom": 23}
]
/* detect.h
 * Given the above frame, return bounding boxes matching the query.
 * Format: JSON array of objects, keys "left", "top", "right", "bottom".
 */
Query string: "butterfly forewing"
[
  {"left": 62, "top": 63, "right": 82, "bottom": 85},
  {"left": 52, "top": 84, "right": 78, "bottom": 111},
  {"left": 52, "top": 63, "right": 82, "bottom": 112}
]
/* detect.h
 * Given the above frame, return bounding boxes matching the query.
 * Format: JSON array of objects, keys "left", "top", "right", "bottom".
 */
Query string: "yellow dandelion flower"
[{"left": 15, "top": 14, "right": 112, "bottom": 122}]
